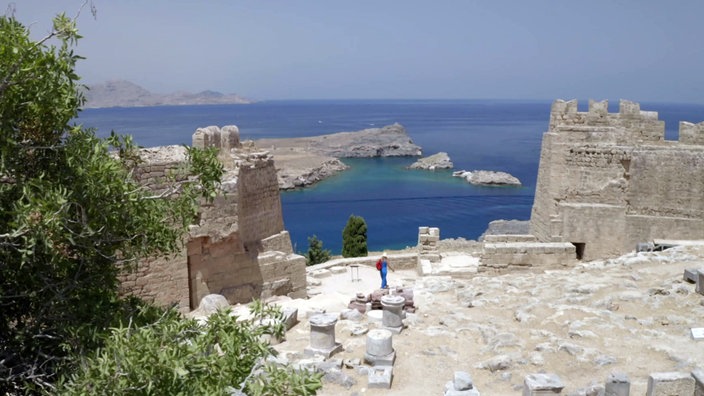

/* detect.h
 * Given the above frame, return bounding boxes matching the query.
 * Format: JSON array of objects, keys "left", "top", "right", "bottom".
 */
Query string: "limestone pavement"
[{"left": 266, "top": 245, "right": 704, "bottom": 395}]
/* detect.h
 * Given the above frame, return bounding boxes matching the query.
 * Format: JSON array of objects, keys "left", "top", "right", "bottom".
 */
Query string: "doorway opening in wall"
[
  {"left": 187, "top": 255, "right": 195, "bottom": 310},
  {"left": 572, "top": 242, "right": 585, "bottom": 260}
]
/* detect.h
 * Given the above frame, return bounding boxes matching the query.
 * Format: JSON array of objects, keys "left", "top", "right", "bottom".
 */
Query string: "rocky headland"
[
  {"left": 407, "top": 152, "right": 453, "bottom": 170},
  {"left": 83, "top": 80, "right": 253, "bottom": 108},
  {"left": 253, "top": 123, "right": 422, "bottom": 190},
  {"left": 453, "top": 169, "right": 522, "bottom": 186}
]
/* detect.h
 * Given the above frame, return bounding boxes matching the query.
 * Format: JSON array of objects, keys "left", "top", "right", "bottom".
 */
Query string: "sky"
[{"left": 6, "top": 1, "right": 704, "bottom": 102}]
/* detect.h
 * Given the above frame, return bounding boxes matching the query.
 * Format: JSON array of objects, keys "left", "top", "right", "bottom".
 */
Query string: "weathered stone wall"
[
  {"left": 307, "top": 253, "right": 420, "bottom": 272},
  {"left": 118, "top": 147, "right": 192, "bottom": 308},
  {"left": 482, "top": 234, "right": 537, "bottom": 243},
  {"left": 119, "top": 126, "right": 306, "bottom": 311},
  {"left": 120, "top": 249, "right": 190, "bottom": 309},
  {"left": 237, "top": 152, "right": 286, "bottom": 248},
  {"left": 258, "top": 251, "right": 306, "bottom": 299},
  {"left": 186, "top": 235, "right": 259, "bottom": 309},
  {"left": 480, "top": 237, "right": 576, "bottom": 271},
  {"left": 679, "top": 121, "right": 704, "bottom": 146},
  {"left": 261, "top": 231, "right": 294, "bottom": 255},
  {"left": 531, "top": 99, "right": 704, "bottom": 260}
]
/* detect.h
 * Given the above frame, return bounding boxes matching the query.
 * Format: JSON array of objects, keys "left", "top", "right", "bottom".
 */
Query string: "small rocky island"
[
  {"left": 453, "top": 170, "right": 522, "bottom": 186},
  {"left": 407, "top": 152, "right": 453, "bottom": 170},
  {"left": 252, "top": 123, "right": 422, "bottom": 190}
]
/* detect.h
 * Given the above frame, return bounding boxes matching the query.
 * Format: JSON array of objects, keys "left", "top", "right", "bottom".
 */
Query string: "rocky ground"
[{"left": 266, "top": 245, "right": 704, "bottom": 395}]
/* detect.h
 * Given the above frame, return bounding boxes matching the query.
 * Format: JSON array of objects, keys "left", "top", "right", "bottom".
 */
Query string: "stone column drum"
[
  {"left": 364, "top": 328, "right": 396, "bottom": 366},
  {"left": 381, "top": 294, "right": 405, "bottom": 333},
  {"left": 304, "top": 313, "right": 343, "bottom": 358}
]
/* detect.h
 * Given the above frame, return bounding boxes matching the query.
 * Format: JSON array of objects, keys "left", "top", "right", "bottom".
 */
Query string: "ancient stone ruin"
[
  {"left": 119, "top": 126, "right": 306, "bottom": 311},
  {"left": 531, "top": 99, "right": 704, "bottom": 261}
]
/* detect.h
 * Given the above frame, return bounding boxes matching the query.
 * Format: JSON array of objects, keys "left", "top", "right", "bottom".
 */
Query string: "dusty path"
[{"left": 271, "top": 246, "right": 704, "bottom": 395}]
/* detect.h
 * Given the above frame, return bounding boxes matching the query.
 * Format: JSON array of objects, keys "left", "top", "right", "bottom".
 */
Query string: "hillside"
[{"left": 82, "top": 80, "right": 253, "bottom": 108}]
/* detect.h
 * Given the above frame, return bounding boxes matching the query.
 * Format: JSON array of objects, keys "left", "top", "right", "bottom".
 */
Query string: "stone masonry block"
[
  {"left": 691, "top": 368, "right": 704, "bottom": 396},
  {"left": 684, "top": 268, "right": 698, "bottom": 283},
  {"left": 368, "top": 365, "right": 393, "bottom": 389},
  {"left": 453, "top": 371, "right": 474, "bottom": 391},
  {"left": 523, "top": 373, "right": 564, "bottom": 396},
  {"left": 605, "top": 371, "right": 630, "bottom": 396},
  {"left": 646, "top": 372, "right": 694, "bottom": 396},
  {"left": 445, "top": 390, "right": 479, "bottom": 396}
]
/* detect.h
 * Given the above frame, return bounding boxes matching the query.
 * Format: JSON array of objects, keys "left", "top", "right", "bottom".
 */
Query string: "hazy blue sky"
[{"left": 7, "top": 1, "right": 704, "bottom": 102}]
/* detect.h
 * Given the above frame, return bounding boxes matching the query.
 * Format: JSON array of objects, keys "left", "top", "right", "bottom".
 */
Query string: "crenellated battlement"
[
  {"left": 548, "top": 99, "right": 665, "bottom": 144},
  {"left": 192, "top": 125, "right": 240, "bottom": 151},
  {"left": 680, "top": 121, "right": 704, "bottom": 145},
  {"left": 549, "top": 99, "right": 651, "bottom": 120}
]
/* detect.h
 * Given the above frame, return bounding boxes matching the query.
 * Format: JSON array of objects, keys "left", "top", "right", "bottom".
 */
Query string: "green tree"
[
  {"left": 304, "top": 234, "right": 331, "bottom": 265},
  {"left": 0, "top": 14, "right": 224, "bottom": 392},
  {"left": 341, "top": 214, "right": 368, "bottom": 257},
  {"left": 59, "top": 302, "right": 323, "bottom": 395}
]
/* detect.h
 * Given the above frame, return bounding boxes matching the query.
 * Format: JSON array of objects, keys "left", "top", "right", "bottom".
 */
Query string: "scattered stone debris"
[{"left": 347, "top": 286, "right": 416, "bottom": 313}]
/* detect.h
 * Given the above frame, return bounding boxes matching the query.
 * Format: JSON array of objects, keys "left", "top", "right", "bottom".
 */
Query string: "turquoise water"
[
  {"left": 281, "top": 157, "right": 533, "bottom": 253},
  {"left": 77, "top": 99, "right": 704, "bottom": 254}
]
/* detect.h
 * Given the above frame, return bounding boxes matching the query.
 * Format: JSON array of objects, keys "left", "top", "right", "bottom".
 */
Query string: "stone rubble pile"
[{"left": 347, "top": 286, "right": 416, "bottom": 313}]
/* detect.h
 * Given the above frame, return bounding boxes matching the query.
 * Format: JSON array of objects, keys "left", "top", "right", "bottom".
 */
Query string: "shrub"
[
  {"left": 0, "top": 12, "right": 222, "bottom": 392},
  {"left": 305, "top": 235, "right": 331, "bottom": 265},
  {"left": 60, "top": 301, "right": 323, "bottom": 395}
]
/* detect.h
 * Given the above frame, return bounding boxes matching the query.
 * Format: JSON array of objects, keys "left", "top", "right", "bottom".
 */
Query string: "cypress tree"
[{"left": 341, "top": 214, "right": 368, "bottom": 257}]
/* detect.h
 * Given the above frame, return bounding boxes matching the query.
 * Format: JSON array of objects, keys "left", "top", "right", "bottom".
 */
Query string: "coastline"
[{"left": 253, "top": 123, "right": 422, "bottom": 190}]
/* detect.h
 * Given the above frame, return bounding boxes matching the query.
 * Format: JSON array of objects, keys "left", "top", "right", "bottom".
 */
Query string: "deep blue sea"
[{"left": 76, "top": 100, "right": 704, "bottom": 254}]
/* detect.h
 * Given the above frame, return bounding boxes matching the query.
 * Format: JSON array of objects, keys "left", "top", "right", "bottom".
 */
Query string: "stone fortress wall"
[
  {"left": 119, "top": 126, "right": 306, "bottom": 311},
  {"left": 530, "top": 99, "right": 704, "bottom": 261},
  {"left": 120, "top": 100, "right": 704, "bottom": 311}
]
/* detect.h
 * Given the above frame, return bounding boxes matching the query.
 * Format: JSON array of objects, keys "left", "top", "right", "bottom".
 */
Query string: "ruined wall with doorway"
[
  {"left": 530, "top": 99, "right": 704, "bottom": 260},
  {"left": 119, "top": 126, "right": 307, "bottom": 311}
]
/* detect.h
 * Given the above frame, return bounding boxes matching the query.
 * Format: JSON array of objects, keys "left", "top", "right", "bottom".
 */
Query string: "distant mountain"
[{"left": 82, "top": 80, "right": 253, "bottom": 108}]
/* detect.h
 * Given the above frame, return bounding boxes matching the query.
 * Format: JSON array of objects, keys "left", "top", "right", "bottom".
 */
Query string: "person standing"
[{"left": 377, "top": 252, "right": 394, "bottom": 289}]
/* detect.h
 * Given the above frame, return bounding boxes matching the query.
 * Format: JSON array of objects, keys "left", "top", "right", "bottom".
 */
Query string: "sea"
[{"left": 76, "top": 99, "right": 704, "bottom": 255}]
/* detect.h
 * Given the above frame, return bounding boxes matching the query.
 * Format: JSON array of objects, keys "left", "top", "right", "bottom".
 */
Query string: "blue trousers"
[{"left": 380, "top": 268, "right": 388, "bottom": 289}]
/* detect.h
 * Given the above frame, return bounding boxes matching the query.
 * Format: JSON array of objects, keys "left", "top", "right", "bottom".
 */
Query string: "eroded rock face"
[
  {"left": 478, "top": 219, "right": 530, "bottom": 241},
  {"left": 408, "top": 152, "right": 453, "bottom": 170},
  {"left": 453, "top": 170, "right": 522, "bottom": 186},
  {"left": 278, "top": 158, "right": 349, "bottom": 190}
]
